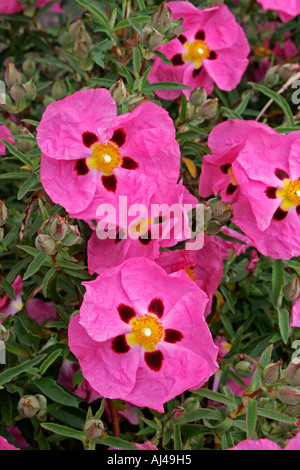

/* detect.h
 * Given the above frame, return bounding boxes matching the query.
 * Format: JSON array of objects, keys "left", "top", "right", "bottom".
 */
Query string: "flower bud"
[
  {"left": 24, "top": 78, "right": 36, "bottom": 101},
  {"left": 206, "top": 220, "right": 222, "bottom": 235},
  {"left": 0, "top": 200, "right": 8, "bottom": 227},
  {"left": 140, "top": 25, "right": 163, "bottom": 50},
  {"left": 276, "top": 386, "right": 300, "bottom": 406},
  {"left": 61, "top": 224, "right": 81, "bottom": 247},
  {"left": 69, "top": 20, "right": 82, "bottom": 39},
  {"left": 203, "top": 204, "right": 212, "bottom": 224},
  {"left": 285, "top": 362, "right": 300, "bottom": 386},
  {"left": 35, "top": 234, "right": 56, "bottom": 254},
  {"left": 49, "top": 216, "right": 68, "bottom": 241},
  {"left": 279, "top": 63, "right": 300, "bottom": 81},
  {"left": 35, "top": 394, "right": 47, "bottom": 419},
  {"left": 172, "top": 406, "right": 185, "bottom": 420},
  {"left": 84, "top": 418, "right": 105, "bottom": 438},
  {"left": 17, "top": 127, "right": 35, "bottom": 153},
  {"left": 151, "top": 2, "right": 172, "bottom": 33},
  {"left": 200, "top": 98, "right": 219, "bottom": 120},
  {"left": 264, "top": 66, "right": 280, "bottom": 87},
  {"left": 189, "top": 87, "right": 207, "bottom": 107},
  {"left": 22, "top": 58, "right": 36, "bottom": 79},
  {"left": 284, "top": 278, "right": 300, "bottom": 302},
  {"left": 234, "top": 360, "right": 254, "bottom": 378},
  {"left": 5, "top": 62, "right": 21, "bottom": 88},
  {"left": 0, "top": 228, "right": 4, "bottom": 243},
  {"left": 18, "top": 395, "right": 40, "bottom": 418},
  {"left": 126, "top": 93, "right": 149, "bottom": 112},
  {"left": 165, "top": 17, "right": 184, "bottom": 39},
  {"left": 51, "top": 80, "right": 67, "bottom": 101},
  {"left": 10, "top": 83, "right": 27, "bottom": 102},
  {"left": 262, "top": 361, "right": 282, "bottom": 385},
  {"left": 109, "top": 80, "right": 127, "bottom": 105},
  {"left": 213, "top": 201, "right": 232, "bottom": 222},
  {"left": 0, "top": 324, "right": 9, "bottom": 342}
]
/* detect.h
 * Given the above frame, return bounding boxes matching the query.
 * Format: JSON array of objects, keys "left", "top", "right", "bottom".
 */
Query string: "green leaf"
[
  {"left": 133, "top": 47, "right": 141, "bottom": 77},
  {"left": 153, "top": 50, "right": 173, "bottom": 66},
  {"left": 0, "top": 139, "right": 34, "bottom": 170},
  {"left": 41, "top": 423, "right": 85, "bottom": 442},
  {"left": 173, "top": 424, "right": 182, "bottom": 450},
  {"left": 23, "top": 252, "right": 49, "bottom": 280},
  {"left": 257, "top": 407, "right": 298, "bottom": 424},
  {"left": 17, "top": 174, "right": 39, "bottom": 200},
  {"left": 246, "top": 397, "right": 257, "bottom": 439},
  {"left": 249, "top": 82, "right": 294, "bottom": 127},
  {"left": 0, "top": 279, "right": 16, "bottom": 300},
  {"left": 277, "top": 307, "right": 290, "bottom": 344},
  {"left": 191, "top": 388, "right": 237, "bottom": 411},
  {"left": 246, "top": 345, "right": 273, "bottom": 393},
  {"left": 176, "top": 408, "right": 220, "bottom": 424},
  {"left": 0, "top": 355, "right": 46, "bottom": 386},
  {"left": 39, "top": 349, "right": 63, "bottom": 375},
  {"left": 32, "top": 378, "right": 79, "bottom": 408},
  {"left": 146, "top": 82, "right": 191, "bottom": 91},
  {"left": 98, "top": 436, "right": 137, "bottom": 450},
  {"left": 272, "top": 259, "right": 284, "bottom": 305},
  {"left": 42, "top": 267, "right": 56, "bottom": 298}
]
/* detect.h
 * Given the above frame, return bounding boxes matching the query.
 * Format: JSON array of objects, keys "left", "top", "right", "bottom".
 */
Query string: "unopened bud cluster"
[
  {"left": 185, "top": 88, "right": 219, "bottom": 121},
  {"left": 0, "top": 200, "right": 8, "bottom": 243},
  {"left": 17, "top": 394, "right": 47, "bottom": 419},
  {"left": 203, "top": 198, "right": 233, "bottom": 235},
  {"left": 4, "top": 61, "right": 36, "bottom": 108},
  {"left": 84, "top": 417, "right": 105, "bottom": 439},
  {"left": 35, "top": 215, "right": 81, "bottom": 254}
]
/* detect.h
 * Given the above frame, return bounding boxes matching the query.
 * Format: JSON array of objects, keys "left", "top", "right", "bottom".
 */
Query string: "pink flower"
[
  {"left": 232, "top": 131, "right": 300, "bottom": 259},
  {"left": 199, "top": 120, "right": 275, "bottom": 202},
  {"left": 0, "top": 125, "right": 14, "bottom": 155},
  {"left": 87, "top": 181, "right": 198, "bottom": 274},
  {"left": 0, "top": 276, "right": 23, "bottom": 323},
  {"left": 148, "top": 2, "right": 250, "bottom": 100},
  {"left": 58, "top": 360, "right": 101, "bottom": 404},
  {"left": 68, "top": 258, "right": 218, "bottom": 412},
  {"left": 155, "top": 235, "right": 224, "bottom": 317},
  {"left": 257, "top": 0, "right": 300, "bottom": 23},
  {"left": 0, "top": 0, "right": 62, "bottom": 14},
  {"left": 229, "top": 431, "right": 300, "bottom": 450},
  {"left": 37, "top": 89, "right": 180, "bottom": 221},
  {"left": 26, "top": 298, "right": 56, "bottom": 325},
  {"left": 5, "top": 426, "right": 29, "bottom": 448},
  {"left": 0, "top": 436, "right": 19, "bottom": 450},
  {"left": 291, "top": 298, "right": 300, "bottom": 327}
]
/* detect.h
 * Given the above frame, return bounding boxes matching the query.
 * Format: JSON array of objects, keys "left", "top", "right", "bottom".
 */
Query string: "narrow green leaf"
[
  {"left": 39, "top": 349, "right": 63, "bottom": 375},
  {"left": 277, "top": 307, "right": 290, "bottom": 344},
  {"left": 23, "top": 252, "right": 49, "bottom": 280},
  {"left": 246, "top": 397, "right": 257, "bottom": 439},
  {"left": 272, "top": 259, "right": 284, "bottom": 304},
  {"left": 41, "top": 423, "right": 85, "bottom": 442},
  {"left": 0, "top": 139, "right": 34, "bottom": 170},
  {"left": 250, "top": 82, "right": 294, "bottom": 126},
  {"left": 32, "top": 378, "right": 78, "bottom": 407},
  {"left": 0, "top": 355, "right": 46, "bottom": 386}
]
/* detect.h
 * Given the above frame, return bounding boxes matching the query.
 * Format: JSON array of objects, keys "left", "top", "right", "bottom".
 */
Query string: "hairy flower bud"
[
  {"left": 165, "top": 17, "right": 184, "bottom": 39},
  {"left": 52, "top": 81, "right": 67, "bottom": 101},
  {"left": 264, "top": 66, "right": 280, "bottom": 87},
  {"left": 22, "top": 58, "right": 36, "bottom": 79},
  {"left": 141, "top": 25, "right": 163, "bottom": 50},
  {"left": 10, "top": 83, "right": 27, "bottom": 102},
  {"left": 18, "top": 127, "right": 35, "bottom": 153},
  {"left": 5, "top": 62, "right": 21, "bottom": 88},
  {"left": 151, "top": 2, "right": 172, "bottom": 33},
  {"left": 284, "top": 278, "right": 300, "bottom": 302},
  {"left": 69, "top": 20, "right": 82, "bottom": 39},
  {"left": 18, "top": 395, "right": 40, "bottom": 418},
  {"left": 285, "top": 362, "right": 300, "bottom": 386},
  {"left": 0, "top": 324, "right": 9, "bottom": 342},
  {"left": 0, "top": 200, "right": 8, "bottom": 227},
  {"left": 35, "top": 234, "right": 56, "bottom": 254},
  {"left": 206, "top": 220, "right": 222, "bottom": 235},
  {"left": 126, "top": 93, "right": 149, "bottom": 112},
  {"left": 276, "top": 385, "right": 300, "bottom": 406},
  {"left": 35, "top": 394, "right": 47, "bottom": 419},
  {"left": 189, "top": 87, "right": 207, "bottom": 107},
  {"left": 49, "top": 216, "right": 68, "bottom": 241},
  {"left": 213, "top": 201, "right": 232, "bottom": 222},
  {"left": 262, "top": 361, "right": 282, "bottom": 385},
  {"left": 234, "top": 360, "right": 254, "bottom": 378},
  {"left": 24, "top": 78, "right": 36, "bottom": 101},
  {"left": 200, "top": 98, "right": 219, "bottom": 119},
  {"left": 84, "top": 418, "right": 105, "bottom": 438},
  {"left": 109, "top": 80, "right": 127, "bottom": 105},
  {"left": 279, "top": 63, "right": 300, "bottom": 81},
  {"left": 61, "top": 224, "right": 81, "bottom": 247}
]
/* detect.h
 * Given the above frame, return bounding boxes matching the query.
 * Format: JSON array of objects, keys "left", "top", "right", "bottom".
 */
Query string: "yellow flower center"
[
  {"left": 129, "top": 218, "right": 152, "bottom": 237},
  {"left": 184, "top": 40, "right": 211, "bottom": 68},
  {"left": 184, "top": 267, "right": 196, "bottom": 281},
  {"left": 127, "top": 314, "right": 164, "bottom": 352},
  {"left": 277, "top": 179, "right": 300, "bottom": 210},
  {"left": 228, "top": 166, "right": 238, "bottom": 186},
  {"left": 87, "top": 142, "right": 122, "bottom": 175},
  {"left": 254, "top": 45, "right": 271, "bottom": 57}
]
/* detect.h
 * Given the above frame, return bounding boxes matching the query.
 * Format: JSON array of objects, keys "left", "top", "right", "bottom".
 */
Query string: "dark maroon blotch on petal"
[
  {"left": 209, "top": 51, "right": 217, "bottom": 60},
  {"left": 102, "top": 175, "right": 117, "bottom": 192},
  {"left": 273, "top": 207, "right": 288, "bottom": 221},
  {"left": 144, "top": 350, "right": 164, "bottom": 372},
  {"left": 178, "top": 34, "right": 187, "bottom": 44},
  {"left": 82, "top": 131, "right": 98, "bottom": 148},
  {"left": 265, "top": 187, "right": 277, "bottom": 199},
  {"left": 275, "top": 169, "right": 289, "bottom": 180},
  {"left": 226, "top": 184, "right": 237, "bottom": 195},
  {"left": 121, "top": 157, "right": 139, "bottom": 170},
  {"left": 164, "top": 329, "right": 183, "bottom": 344},
  {"left": 117, "top": 304, "right": 136, "bottom": 324},
  {"left": 195, "top": 30, "right": 205, "bottom": 40},
  {"left": 74, "top": 158, "right": 89, "bottom": 176},
  {"left": 148, "top": 298, "right": 164, "bottom": 318},
  {"left": 220, "top": 163, "right": 231, "bottom": 174},
  {"left": 112, "top": 335, "right": 130, "bottom": 354},
  {"left": 171, "top": 54, "right": 185, "bottom": 66},
  {"left": 192, "top": 68, "right": 202, "bottom": 78},
  {"left": 139, "top": 230, "right": 152, "bottom": 245},
  {"left": 297, "top": 206, "right": 300, "bottom": 215},
  {"left": 111, "top": 128, "right": 126, "bottom": 147}
]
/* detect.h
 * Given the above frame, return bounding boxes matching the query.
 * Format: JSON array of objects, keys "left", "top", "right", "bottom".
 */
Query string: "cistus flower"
[
  {"left": 0, "top": 436, "right": 20, "bottom": 451},
  {"left": 228, "top": 432, "right": 300, "bottom": 450},
  {"left": 68, "top": 258, "right": 218, "bottom": 412},
  {"left": 256, "top": 0, "right": 300, "bottom": 23},
  {"left": 199, "top": 120, "right": 275, "bottom": 202},
  {"left": 232, "top": 130, "right": 300, "bottom": 259},
  {"left": 290, "top": 297, "right": 300, "bottom": 327},
  {"left": 37, "top": 89, "right": 180, "bottom": 221},
  {"left": 0, "top": 0, "right": 62, "bottom": 14},
  {"left": 148, "top": 2, "right": 250, "bottom": 100},
  {"left": 0, "top": 125, "right": 14, "bottom": 155},
  {"left": 0, "top": 276, "right": 23, "bottom": 323}
]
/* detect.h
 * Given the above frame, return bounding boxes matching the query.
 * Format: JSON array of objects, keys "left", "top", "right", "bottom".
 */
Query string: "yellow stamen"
[
  {"left": 277, "top": 179, "right": 300, "bottom": 211},
  {"left": 254, "top": 45, "right": 271, "bottom": 57},
  {"left": 184, "top": 40, "right": 211, "bottom": 68},
  {"left": 228, "top": 166, "right": 238, "bottom": 186},
  {"left": 184, "top": 267, "right": 196, "bottom": 282},
  {"left": 87, "top": 142, "right": 122, "bottom": 175},
  {"left": 127, "top": 314, "right": 164, "bottom": 352}
]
